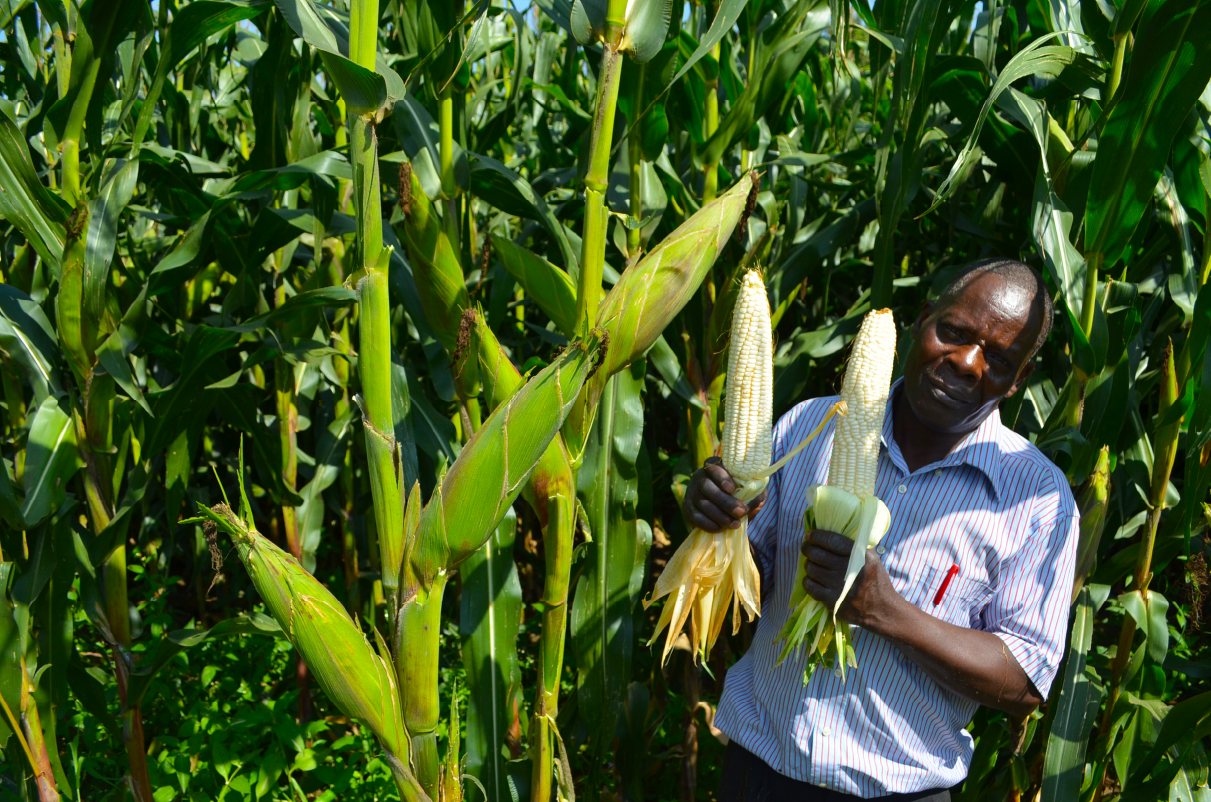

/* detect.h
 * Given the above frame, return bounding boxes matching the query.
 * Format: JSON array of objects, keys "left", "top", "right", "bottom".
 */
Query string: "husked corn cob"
[
  {"left": 776, "top": 309, "right": 896, "bottom": 683},
  {"left": 647, "top": 271, "right": 840, "bottom": 664},
  {"left": 827, "top": 309, "right": 896, "bottom": 497},
  {"left": 722, "top": 272, "right": 774, "bottom": 480}
]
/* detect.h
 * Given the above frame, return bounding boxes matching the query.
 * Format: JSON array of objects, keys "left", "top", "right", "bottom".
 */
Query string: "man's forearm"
[{"left": 864, "top": 593, "right": 1042, "bottom": 718}]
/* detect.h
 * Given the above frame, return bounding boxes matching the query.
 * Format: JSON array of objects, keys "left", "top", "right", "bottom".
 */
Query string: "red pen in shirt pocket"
[{"left": 933, "top": 564, "right": 960, "bottom": 606}]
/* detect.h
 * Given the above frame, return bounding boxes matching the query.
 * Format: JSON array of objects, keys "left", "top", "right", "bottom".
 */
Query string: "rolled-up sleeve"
[{"left": 981, "top": 469, "right": 1079, "bottom": 699}]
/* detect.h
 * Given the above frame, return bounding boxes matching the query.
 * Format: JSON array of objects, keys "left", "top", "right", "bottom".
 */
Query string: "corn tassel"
[
  {"left": 645, "top": 272, "right": 840, "bottom": 664},
  {"left": 775, "top": 308, "right": 897, "bottom": 683}
]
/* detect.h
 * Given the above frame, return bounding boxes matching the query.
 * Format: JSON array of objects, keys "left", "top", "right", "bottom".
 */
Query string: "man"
[{"left": 684, "top": 259, "right": 1079, "bottom": 801}]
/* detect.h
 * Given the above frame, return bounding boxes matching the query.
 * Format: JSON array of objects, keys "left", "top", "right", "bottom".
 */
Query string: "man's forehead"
[
  {"left": 938, "top": 272, "right": 1035, "bottom": 320},
  {"left": 931, "top": 271, "right": 1042, "bottom": 347}
]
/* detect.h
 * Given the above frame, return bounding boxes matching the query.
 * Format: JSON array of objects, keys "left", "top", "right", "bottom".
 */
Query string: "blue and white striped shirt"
[{"left": 714, "top": 385, "right": 1079, "bottom": 797}]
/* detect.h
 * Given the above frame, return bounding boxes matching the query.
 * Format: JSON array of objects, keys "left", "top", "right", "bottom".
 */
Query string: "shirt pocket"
[{"left": 914, "top": 566, "right": 994, "bottom": 629}]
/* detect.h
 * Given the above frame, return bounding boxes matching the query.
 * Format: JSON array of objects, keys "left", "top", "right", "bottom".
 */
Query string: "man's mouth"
[{"left": 925, "top": 373, "right": 971, "bottom": 407}]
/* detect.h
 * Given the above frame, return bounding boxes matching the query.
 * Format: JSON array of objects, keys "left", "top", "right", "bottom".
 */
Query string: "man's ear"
[
  {"left": 911, "top": 300, "right": 935, "bottom": 339},
  {"left": 1006, "top": 360, "right": 1035, "bottom": 398}
]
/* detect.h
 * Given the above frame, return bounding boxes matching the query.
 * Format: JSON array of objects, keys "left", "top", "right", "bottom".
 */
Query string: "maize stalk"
[
  {"left": 645, "top": 271, "right": 841, "bottom": 663},
  {"left": 469, "top": 309, "right": 576, "bottom": 802},
  {"left": 396, "top": 333, "right": 604, "bottom": 799},
  {"left": 187, "top": 470, "right": 426, "bottom": 802},
  {"left": 775, "top": 308, "right": 897, "bottom": 683}
]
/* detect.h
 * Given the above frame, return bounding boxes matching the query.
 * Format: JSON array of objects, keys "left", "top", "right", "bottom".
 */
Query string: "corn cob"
[
  {"left": 776, "top": 308, "right": 896, "bottom": 683},
  {"left": 646, "top": 271, "right": 840, "bottom": 664},
  {"left": 187, "top": 485, "right": 423, "bottom": 798}
]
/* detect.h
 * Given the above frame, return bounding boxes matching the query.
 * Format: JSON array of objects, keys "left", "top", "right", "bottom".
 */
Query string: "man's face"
[{"left": 901, "top": 272, "right": 1041, "bottom": 434}]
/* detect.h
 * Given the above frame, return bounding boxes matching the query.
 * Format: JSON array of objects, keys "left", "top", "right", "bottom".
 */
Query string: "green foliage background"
[{"left": 0, "top": 0, "right": 1210, "bottom": 799}]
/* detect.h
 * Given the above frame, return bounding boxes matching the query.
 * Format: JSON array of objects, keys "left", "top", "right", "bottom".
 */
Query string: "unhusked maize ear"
[
  {"left": 196, "top": 503, "right": 410, "bottom": 762},
  {"left": 722, "top": 271, "right": 774, "bottom": 485},
  {"left": 827, "top": 308, "right": 896, "bottom": 498}
]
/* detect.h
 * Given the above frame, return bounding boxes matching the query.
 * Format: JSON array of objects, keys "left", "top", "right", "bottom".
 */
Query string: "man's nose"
[{"left": 949, "top": 344, "right": 982, "bottom": 381}]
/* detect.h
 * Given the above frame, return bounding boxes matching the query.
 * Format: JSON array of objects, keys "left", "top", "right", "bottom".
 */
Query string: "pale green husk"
[{"left": 774, "top": 485, "right": 890, "bottom": 684}]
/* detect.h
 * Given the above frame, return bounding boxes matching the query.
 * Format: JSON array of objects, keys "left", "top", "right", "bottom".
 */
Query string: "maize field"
[{"left": 0, "top": 0, "right": 1210, "bottom": 798}]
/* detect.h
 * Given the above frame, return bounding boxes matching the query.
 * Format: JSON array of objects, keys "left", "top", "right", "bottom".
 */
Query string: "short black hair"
[{"left": 934, "top": 258, "right": 1055, "bottom": 362}]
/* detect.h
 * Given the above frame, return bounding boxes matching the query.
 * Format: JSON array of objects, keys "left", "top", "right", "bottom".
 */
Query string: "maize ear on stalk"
[
  {"left": 775, "top": 308, "right": 897, "bottom": 683},
  {"left": 645, "top": 271, "right": 840, "bottom": 664},
  {"left": 184, "top": 470, "right": 426, "bottom": 801}
]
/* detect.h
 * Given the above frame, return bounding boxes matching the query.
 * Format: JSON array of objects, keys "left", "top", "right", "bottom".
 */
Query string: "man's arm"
[{"left": 802, "top": 530, "right": 1042, "bottom": 718}]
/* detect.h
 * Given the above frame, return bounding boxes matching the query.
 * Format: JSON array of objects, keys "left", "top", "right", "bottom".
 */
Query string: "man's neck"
[{"left": 891, "top": 391, "right": 983, "bottom": 473}]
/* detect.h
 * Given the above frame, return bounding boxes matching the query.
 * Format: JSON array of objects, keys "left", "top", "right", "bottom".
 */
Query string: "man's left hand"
[{"left": 801, "top": 530, "right": 897, "bottom": 628}]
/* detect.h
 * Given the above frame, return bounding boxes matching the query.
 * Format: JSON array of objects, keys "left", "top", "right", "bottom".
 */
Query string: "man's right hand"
[{"left": 683, "top": 457, "right": 768, "bottom": 532}]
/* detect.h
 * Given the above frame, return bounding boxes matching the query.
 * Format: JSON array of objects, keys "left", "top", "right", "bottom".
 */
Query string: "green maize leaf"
[
  {"left": 460, "top": 507, "right": 523, "bottom": 802},
  {"left": 0, "top": 563, "right": 24, "bottom": 750},
  {"left": 296, "top": 409, "right": 353, "bottom": 572},
  {"left": 147, "top": 211, "right": 214, "bottom": 295},
  {"left": 406, "top": 333, "right": 602, "bottom": 589},
  {"left": 469, "top": 152, "right": 578, "bottom": 274},
  {"left": 698, "top": 2, "right": 826, "bottom": 168},
  {"left": 397, "top": 167, "right": 471, "bottom": 354},
  {"left": 571, "top": 364, "right": 652, "bottom": 771},
  {"left": 928, "top": 36, "right": 1079, "bottom": 213},
  {"left": 95, "top": 283, "right": 152, "bottom": 415},
  {"left": 1084, "top": 0, "right": 1211, "bottom": 265},
  {"left": 83, "top": 159, "right": 139, "bottom": 327},
  {"left": 392, "top": 94, "right": 469, "bottom": 202},
  {"left": 0, "top": 457, "right": 20, "bottom": 531},
  {"left": 273, "top": 0, "right": 405, "bottom": 113},
  {"left": 570, "top": 0, "right": 606, "bottom": 46},
  {"left": 492, "top": 238, "right": 578, "bottom": 337},
  {"left": 0, "top": 106, "right": 70, "bottom": 272},
  {"left": 1040, "top": 585, "right": 1109, "bottom": 802},
  {"left": 999, "top": 86, "right": 1089, "bottom": 327},
  {"left": 622, "top": 0, "right": 673, "bottom": 63},
  {"left": 1120, "top": 689, "right": 1211, "bottom": 797},
  {"left": 132, "top": 0, "right": 269, "bottom": 148},
  {"left": 146, "top": 326, "right": 241, "bottom": 456},
  {"left": 1118, "top": 588, "right": 1170, "bottom": 666},
  {"left": 195, "top": 503, "right": 411, "bottom": 763},
  {"left": 0, "top": 284, "right": 62, "bottom": 404},
  {"left": 20, "top": 396, "right": 82, "bottom": 528}
]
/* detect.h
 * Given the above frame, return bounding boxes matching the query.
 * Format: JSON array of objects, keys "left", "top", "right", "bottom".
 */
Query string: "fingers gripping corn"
[{"left": 775, "top": 309, "right": 896, "bottom": 684}]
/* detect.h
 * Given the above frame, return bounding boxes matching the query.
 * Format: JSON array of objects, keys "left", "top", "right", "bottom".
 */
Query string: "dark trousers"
[{"left": 719, "top": 741, "right": 952, "bottom": 802}]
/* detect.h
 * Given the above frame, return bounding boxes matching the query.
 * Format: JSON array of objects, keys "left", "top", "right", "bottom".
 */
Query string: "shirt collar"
[{"left": 880, "top": 378, "right": 1005, "bottom": 498}]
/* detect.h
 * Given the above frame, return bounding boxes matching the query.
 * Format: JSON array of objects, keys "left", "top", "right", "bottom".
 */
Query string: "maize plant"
[{"left": 1, "top": 0, "right": 1211, "bottom": 799}]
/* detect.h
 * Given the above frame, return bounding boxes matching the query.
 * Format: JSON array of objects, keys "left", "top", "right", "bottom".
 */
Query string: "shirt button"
[
  {"left": 833, "top": 668, "right": 843, "bottom": 678},
  {"left": 897, "top": 484, "right": 907, "bottom": 494},
  {"left": 934, "top": 469, "right": 943, "bottom": 477},
  {"left": 876, "top": 546, "right": 886, "bottom": 555},
  {"left": 821, "top": 727, "right": 831, "bottom": 736}
]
